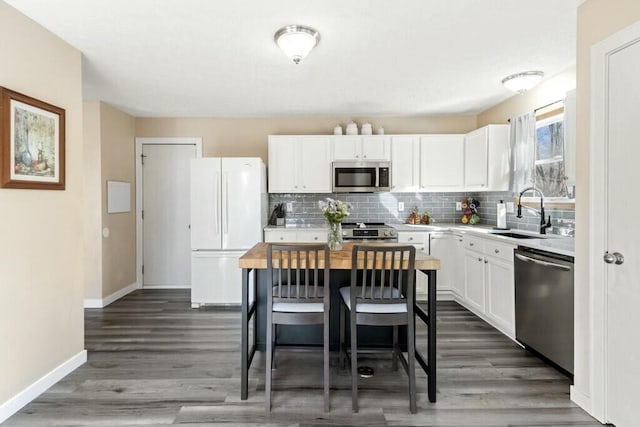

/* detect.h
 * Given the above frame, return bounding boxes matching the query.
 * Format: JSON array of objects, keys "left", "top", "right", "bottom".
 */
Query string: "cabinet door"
[
  {"left": 464, "top": 128, "right": 488, "bottom": 189},
  {"left": 450, "top": 235, "right": 465, "bottom": 297},
  {"left": 264, "top": 230, "right": 297, "bottom": 243},
  {"left": 485, "top": 255, "right": 515, "bottom": 336},
  {"left": 268, "top": 136, "right": 298, "bottom": 193},
  {"left": 361, "top": 136, "right": 390, "bottom": 160},
  {"left": 486, "top": 125, "right": 511, "bottom": 191},
  {"left": 299, "top": 136, "right": 331, "bottom": 192},
  {"left": 429, "top": 233, "right": 452, "bottom": 292},
  {"left": 333, "top": 136, "right": 361, "bottom": 160},
  {"left": 391, "top": 136, "right": 420, "bottom": 192},
  {"left": 464, "top": 249, "right": 485, "bottom": 312},
  {"left": 419, "top": 135, "right": 465, "bottom": 191}
]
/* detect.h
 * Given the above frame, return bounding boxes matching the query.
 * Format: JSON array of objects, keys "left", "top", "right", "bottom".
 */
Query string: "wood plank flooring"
[{"left": 3, "top": 290, "right": 602, "bottom": 426}]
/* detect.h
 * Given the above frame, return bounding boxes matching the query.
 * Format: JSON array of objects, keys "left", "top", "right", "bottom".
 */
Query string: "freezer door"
[
  {"left": 191, "top": 251, "right": 244, "bottom": 305},
  {"left": 221, "top": 158, "right": 264, "bottom": 249},
  {"left": 190, "top": 158, "right": 222, "bottom": 250}
]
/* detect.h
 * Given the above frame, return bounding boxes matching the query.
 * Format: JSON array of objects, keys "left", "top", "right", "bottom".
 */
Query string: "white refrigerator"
[{"left": 190, "top": 157, "right": 266, "bottom": 307}]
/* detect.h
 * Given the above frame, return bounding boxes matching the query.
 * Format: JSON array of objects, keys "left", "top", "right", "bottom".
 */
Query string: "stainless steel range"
[{"left": 341, "top": 222, "right": 397, "bottom": 242}]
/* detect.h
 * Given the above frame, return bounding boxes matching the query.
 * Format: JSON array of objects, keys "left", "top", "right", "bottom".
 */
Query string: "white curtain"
[{"left": 509, "top": 112, "right": 536, "bottom": 193}]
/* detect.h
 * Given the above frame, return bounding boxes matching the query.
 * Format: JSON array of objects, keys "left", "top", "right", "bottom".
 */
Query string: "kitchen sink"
[{"left": 489, "top": 231, "right": 543, "bottom": 239}]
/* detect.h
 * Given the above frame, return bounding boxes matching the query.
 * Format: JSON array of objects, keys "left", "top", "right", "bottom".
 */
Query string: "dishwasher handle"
[{"left": 515, "top": 253, "right": 572, "bottom": 271}]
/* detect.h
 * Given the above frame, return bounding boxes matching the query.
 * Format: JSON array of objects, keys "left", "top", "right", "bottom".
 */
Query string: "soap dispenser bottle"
[{"left": 496, "top": 200, "right": 508, "bottom": 230}]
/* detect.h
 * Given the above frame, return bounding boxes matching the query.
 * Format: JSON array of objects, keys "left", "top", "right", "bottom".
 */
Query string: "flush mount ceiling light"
[
  {"left": 502, "top": 71, "right": 545, "bottom": 94},
  {"left": 274, "top": 25, "right": 320, "bottom": 64}
]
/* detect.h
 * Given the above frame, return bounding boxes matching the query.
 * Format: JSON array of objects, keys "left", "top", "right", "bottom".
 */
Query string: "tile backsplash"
[{"left": 269, "top": 191, "right": 575, "bottom": 232}]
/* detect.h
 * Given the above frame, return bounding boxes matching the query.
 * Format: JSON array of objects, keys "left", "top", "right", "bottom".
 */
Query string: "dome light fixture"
[
  {"left": 274, "top": 25, "right": 320, "bottom": 64},
  {"left": 502, "top": 71, "right": 545, "bottom": 94}
]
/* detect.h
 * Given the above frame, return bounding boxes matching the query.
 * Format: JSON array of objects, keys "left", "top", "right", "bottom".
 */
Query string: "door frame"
[
  {"left": 588, "top": 20, "right": 640, "bottom": 424},
  {"left": 135, "top": 137, "right": 203, "bottom": 288}
]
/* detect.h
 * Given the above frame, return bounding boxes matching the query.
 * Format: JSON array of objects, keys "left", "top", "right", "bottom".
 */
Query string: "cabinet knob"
[
  {"left": 355, "top": 155, "right": 359, "bottom": 158},
  {"left": 484, "top": 259, "right": 488, "bottom": 264},
  {"left": 494, "top": 249, "right": 500, "bottom": 254},
  {"left": 459, "top": 239, "right": 463, "bottom": 242},
  {"left": 303, "top": 185, "right": 306, "bottom": 188},
  {"left": 280, "top": 237, "right": 284, "bottom": 240},
  {"left": 363, "top": 155, "right": 367, "bottom": 158},
  {"left": 470, "top": 242, "right": 474, "bottom": 247},
  {"left": 409, "top": 237, "right": 413, "bottom": 241},
  {"left": 477, "top": 257, "right": 483, "bottom": 262},
  {"left": 314, "top": 237, "right": 318, "bottom": 240}
]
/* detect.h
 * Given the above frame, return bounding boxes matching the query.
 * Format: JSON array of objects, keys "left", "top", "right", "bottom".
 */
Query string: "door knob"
[{"left": 604, "top": 251, "right": 625, "bottom": 265}]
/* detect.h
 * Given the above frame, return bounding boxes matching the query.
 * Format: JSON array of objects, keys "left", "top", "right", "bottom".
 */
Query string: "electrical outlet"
[
  {"left": 398, "top": 202, "right": 405, "bottom": 212},
  {"left": 506, "top": 202, "right": 515, "bottom": 213},
  {"left": 456, "top": 202, "right": 462, "bottom": 211},
  {"left": 286, "top": 202, "right": 293, "bottom": 212}
]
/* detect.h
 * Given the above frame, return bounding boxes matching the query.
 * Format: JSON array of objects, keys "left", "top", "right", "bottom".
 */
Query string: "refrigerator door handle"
[
  {"left": 224, "top": 172, "right": 229, "bottom": 234},
  {"left": 215, "top": 172, "right": 220, "bottom": 235}
]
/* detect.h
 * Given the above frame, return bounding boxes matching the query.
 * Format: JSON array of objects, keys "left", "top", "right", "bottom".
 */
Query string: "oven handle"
[{"left": 515, "top": 253, "right": 571, "bottom": 271}]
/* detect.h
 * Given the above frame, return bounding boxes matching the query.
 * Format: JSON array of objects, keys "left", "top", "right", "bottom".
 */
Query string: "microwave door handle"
[{"left": 375, "top": 169, "right": 379, "bottom": 188}]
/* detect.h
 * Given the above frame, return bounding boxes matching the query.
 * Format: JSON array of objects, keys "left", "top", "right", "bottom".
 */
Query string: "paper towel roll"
[{"left": 497, "top": 200, "right": 507, "bottom": 229}]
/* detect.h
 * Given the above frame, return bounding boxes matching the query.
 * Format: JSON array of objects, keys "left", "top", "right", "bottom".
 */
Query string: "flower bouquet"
[{"left": 319, "top": 198, "right": 351, "bottom": 250}]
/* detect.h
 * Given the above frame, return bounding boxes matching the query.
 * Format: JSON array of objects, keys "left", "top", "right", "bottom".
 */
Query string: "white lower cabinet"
[
  {"left": 397, "top": 231, "right": 429, "bottom": 300},
  {"left": 459, "top": 235, "right": 516, "bottom": 338},
  {"left": 450, "top": 234, "right": 465, "bottom": 297},
  {"left": 463, "top": 249, "right": 486, "bottom": 312}
]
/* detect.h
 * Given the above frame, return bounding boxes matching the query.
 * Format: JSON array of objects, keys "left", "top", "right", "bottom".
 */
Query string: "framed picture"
[{"left": 0, "top": 87, "right": 65, "bottom": 190}]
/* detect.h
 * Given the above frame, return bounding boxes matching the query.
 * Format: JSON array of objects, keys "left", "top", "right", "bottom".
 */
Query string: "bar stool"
[
  {"left": 265, "top": 244, "right": 330, "bottom": 412},
  {"left": 339, "top": 245, "right": 417, "bottom": 413}
]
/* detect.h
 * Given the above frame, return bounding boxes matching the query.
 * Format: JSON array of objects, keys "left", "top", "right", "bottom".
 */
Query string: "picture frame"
[{"left": 0, "top": 86, "right": 65, "bottom": 190}]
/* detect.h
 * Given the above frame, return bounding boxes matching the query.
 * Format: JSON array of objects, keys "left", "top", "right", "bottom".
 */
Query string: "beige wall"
[
  {"left": 0, "top": 1, "right": 84, "bottom": 405},
  {"left": 100, "top": 103, "right": 136, "bottom": 298},
  {"left": 136, "top": 115, "right": 478, "bottom": 161},
  {"left": 83, "top": 101, "right": 102, "bottom": 300},
  {"left": 478, "top": 67, "right": 576, "bottom": 126},
  {"left": 573, "top": 0, "right": 640, "bottom": 410}
]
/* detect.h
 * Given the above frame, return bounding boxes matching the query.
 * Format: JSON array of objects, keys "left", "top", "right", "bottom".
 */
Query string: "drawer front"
[
  {"left": 485, "top": 240, "right": 516, "bottom": 262},
  {"left": 264, "top": 230, "right": 297, "bottom": 243},
  {"left": 296, "top": 230, "right": 328, "bottom": 243},
  {"left": 464, "top": 234, "right": 485, "bottom": 252},
  {"left": 397, "top": 232, "right": 427, "bottom": 244}
]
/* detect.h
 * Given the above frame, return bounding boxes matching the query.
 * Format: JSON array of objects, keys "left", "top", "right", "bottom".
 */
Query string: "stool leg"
[
  {"left": 265, "top": 311, "right": 273, "bottom": 413},
  {"left": 392, "top": 325, "right": 399, "bottom": 371},
  {"left": 407, "top": 315, "right": 417, "bottom": 414},
  {"left": 350, "top": 310, "right": 358, "bottom": 413}
]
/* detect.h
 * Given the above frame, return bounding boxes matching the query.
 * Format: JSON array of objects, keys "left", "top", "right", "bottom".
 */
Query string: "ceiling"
[{"left": 5, "top": 0, "right": 579, "bottom": 118}]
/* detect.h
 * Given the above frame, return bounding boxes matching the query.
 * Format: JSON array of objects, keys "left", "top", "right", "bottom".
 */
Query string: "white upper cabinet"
[
  {"left": 332, "top": 135, "right": 390, "bottom": 161},
  {"left": 419, "top": 134, "right": 465, "bottom": 191},
  {"left": 390, "top": 136, "right": 420, "bottom": 192},
  {"left": 268, "top": 136, "right": 331, "bottom": 193},
  {"left": 464, "top": 125, "right": 510, "bottom": 191}
]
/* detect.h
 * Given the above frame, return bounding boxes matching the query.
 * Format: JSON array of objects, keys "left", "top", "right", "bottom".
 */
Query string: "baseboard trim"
[
  {"left": 570, "top": 386, "right": 596, "bottom": 420},
  {"left": 142, "top": 285, "right": 190, "bottom": 289},
  {"left": 0, "top": 350, "right": 87, "bottom": 424},
  {"left": 416, "top": 289, "right": 457, "bottom": 302},
  {"left": 84, "top": 282, "right": 139, "bottom": 308}
]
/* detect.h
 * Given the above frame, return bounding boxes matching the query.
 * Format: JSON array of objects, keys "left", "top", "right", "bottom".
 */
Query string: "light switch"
[
  {"left": 286, "top": 202, "right": 293, "bottom": 212},
  {"left": 456, "top": 202, "right": 462, "bottom": 211},
  {"left": 398, "top": 202, "right": 405, "bottom": 212}
]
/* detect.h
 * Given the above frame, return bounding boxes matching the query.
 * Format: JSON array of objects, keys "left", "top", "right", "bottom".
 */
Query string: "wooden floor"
[{"left": 4, "top": 290, "right": 602, "bottom": 426}]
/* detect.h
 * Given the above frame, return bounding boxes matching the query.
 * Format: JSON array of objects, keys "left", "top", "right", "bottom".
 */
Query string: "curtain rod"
[{"left": 507, "top": 98, "right": 565, "bottom": 123}]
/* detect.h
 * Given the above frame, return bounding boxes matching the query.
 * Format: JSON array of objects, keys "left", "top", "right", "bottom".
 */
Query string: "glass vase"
[{"left": 327, "top": 221, "right": 343, "bottom": 250}]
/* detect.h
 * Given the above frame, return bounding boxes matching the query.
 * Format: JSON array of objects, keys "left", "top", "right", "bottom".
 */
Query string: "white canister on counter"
[
  {"left": 361, "top": 122, "right": 372, "bottom": 135},
  {"left": 496, "top": 200, "right": 508, "bottom": 230},
  {"left": 346, "top": 122, "right": 358, "bottom": 135}
]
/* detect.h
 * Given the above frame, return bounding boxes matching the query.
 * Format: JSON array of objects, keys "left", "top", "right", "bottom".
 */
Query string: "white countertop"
[
  {"left": 264, "top": 222, "right": 575, "bottom": 257},
  {"left": 389, "top": 223, "right": 575, "bottom": 257}
]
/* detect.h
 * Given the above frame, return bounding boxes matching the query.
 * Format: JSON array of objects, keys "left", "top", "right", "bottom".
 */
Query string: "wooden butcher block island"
[{"left": 238, "top": 242, "right": 440, "bottom": 403}]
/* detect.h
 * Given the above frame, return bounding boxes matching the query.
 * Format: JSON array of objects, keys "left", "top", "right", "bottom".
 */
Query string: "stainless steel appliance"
[
  {"left": 341, "top": 222, "right": 397, "bottom": 242},
  {"left": 332, "top": 161, "right": 390, "bottom": 193},
  {"left": 514, "top": 247, "right": 574, "bottom": 375}
]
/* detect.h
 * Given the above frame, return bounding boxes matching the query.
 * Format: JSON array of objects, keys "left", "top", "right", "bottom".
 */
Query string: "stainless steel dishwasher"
[{"left": 514, "top": 247, "right": 574, "bottom": 376}]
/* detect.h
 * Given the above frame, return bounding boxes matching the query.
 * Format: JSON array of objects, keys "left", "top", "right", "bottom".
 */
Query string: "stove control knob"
[
  {"left": 390, "top": 230, "right": 396, "bottom": 236},
  {"left": 384, "top": 230, "right": 390, "bottom": 236}
]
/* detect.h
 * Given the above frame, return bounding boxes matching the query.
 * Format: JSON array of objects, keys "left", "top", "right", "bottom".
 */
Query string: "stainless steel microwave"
[{"left": 332, "top": 161, "right": 391, "bottom": 193}]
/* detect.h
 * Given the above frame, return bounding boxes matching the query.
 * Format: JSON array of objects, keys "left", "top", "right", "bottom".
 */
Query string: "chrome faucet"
[{"left": 517, "top": 187, "right": 552, "bottom": 234}]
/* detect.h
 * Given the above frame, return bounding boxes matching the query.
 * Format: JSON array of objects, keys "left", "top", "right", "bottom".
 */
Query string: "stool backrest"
[
  {"left": 350, "top": 245, "right": 416, "bottom": 306},
  {"left": 267, "top": 244, "right": 330, "bottom": 305}
]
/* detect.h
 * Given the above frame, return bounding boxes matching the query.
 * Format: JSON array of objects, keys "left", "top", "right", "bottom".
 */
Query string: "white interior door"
[
  {"left": 603, "top": 36, "right": 640, "bottom": 426},
  {"left": 142, "top": 144, "right": 196, "bottom": 287}
]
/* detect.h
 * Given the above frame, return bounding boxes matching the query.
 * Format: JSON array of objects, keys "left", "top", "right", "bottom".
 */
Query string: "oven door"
[{"left": 333, "top": 165, "right": 378, "bottom": 192}]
